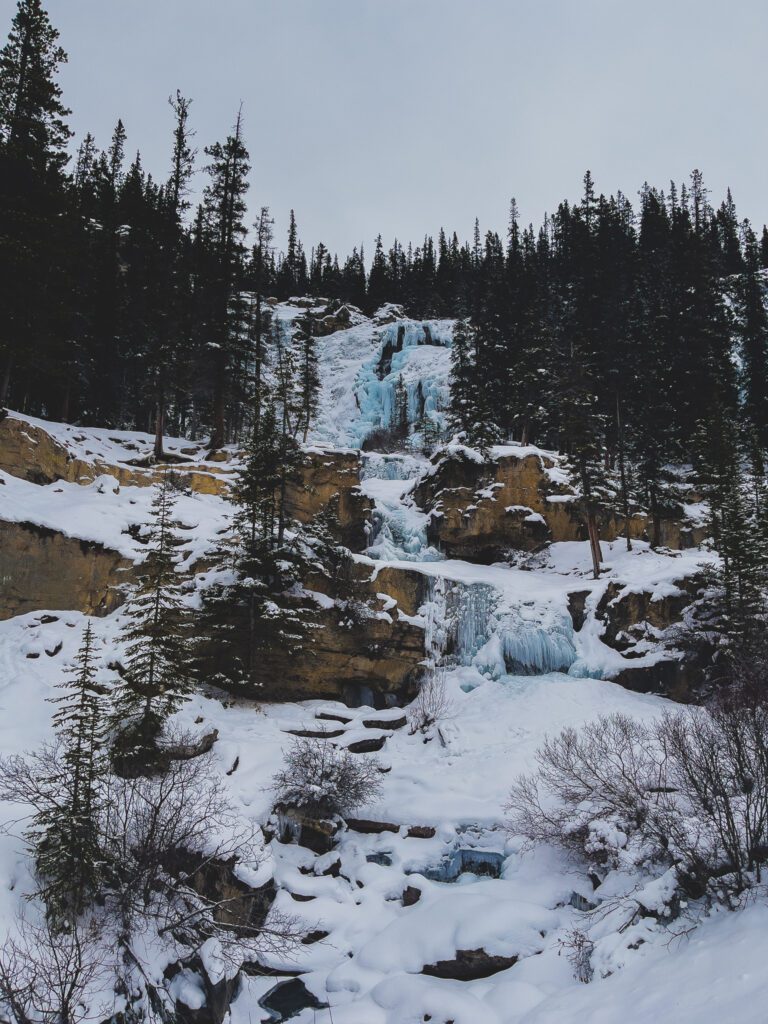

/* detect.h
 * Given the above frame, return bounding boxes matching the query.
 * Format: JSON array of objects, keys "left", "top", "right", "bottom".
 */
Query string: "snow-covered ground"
[
  {"left": 1, "top": 607, "right": 761, "bottom": 1023},
  {"left": 1, "top": 306, "right": 760, "bottom": 1024}
]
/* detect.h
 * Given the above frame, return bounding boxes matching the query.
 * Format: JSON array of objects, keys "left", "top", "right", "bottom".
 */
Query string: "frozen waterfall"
[
  {"left": 421, "top": 576, "right": 577, "bottom": 678},
  {"left": 351, "top": 320, "right": 453, "bottom": 448}
]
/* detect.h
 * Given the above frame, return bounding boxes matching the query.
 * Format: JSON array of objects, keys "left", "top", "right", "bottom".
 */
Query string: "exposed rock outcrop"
[
  {"left": 286, "top": 447, "right": 372, "bottom": 549},
  {"left": 0, "top": 519, "right": 131, "bottom": 619},
  {"left": 422, "top": 947, "right": 520, "bottom": 981},
  {"left": 414, "top": 448, "right": 707, "bottom": 561},
  {"left": 0, "top": 414, "right": 371, "bottom": 549},
  {"left": 247, "top": 596, "right": 425, "bottom": 705}
]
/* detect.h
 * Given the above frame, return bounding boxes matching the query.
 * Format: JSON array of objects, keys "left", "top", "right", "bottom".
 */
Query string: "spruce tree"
[
  {"left": 35, "top": 621, "right": 104, "bottom": 918},
  {"left": 296, "top": 324, "right": 320, "bottom": 442},
  {"left": 393, "top": 372, "right": 409, "bottom": 439},
  {"left": 694, "top": 408, "right": 768, "bottom": 663},
  {"left": 198, "top": 399, "right": 305, "bottom": 692},
  {"left": 738, "top": 223, "right": 768, "bottom": 450},
  {"left": 250, "top": 205, "right": 274, "bottom": 436},
  {"left": 112, "top": 475, "right": 192, "bottom": 757},
  {"left": 0, "top": 0, "right": 70, "bottom": 167},
  {"left": 0, "top": 0, "right": 71, "bottom": 406},
  {"left": 201, "top": 109, "right": 250, "bottom": 449}
]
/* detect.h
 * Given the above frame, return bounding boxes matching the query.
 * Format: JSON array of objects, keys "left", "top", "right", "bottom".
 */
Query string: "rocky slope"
[{"left": 0, "top": 304, "right": 739, "bottom": 1024}]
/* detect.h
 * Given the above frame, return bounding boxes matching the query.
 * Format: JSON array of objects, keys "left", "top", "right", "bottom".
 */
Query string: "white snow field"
[{"left": 0, "top": 305, "right": 761, "bottom": 1024}]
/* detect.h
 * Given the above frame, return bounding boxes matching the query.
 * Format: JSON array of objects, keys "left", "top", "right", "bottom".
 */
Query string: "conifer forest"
[{"left": 1, "top": 3, "right": 768, "bottom": 1023}]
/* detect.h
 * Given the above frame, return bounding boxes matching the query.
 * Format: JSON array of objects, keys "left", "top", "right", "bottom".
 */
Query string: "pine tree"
[
  {"left": 272, "top": 322, "right": 303, "bottom": 546},
  {"left": 149, "top": 91, "right": 196, "bottom": 459},
  {"left": 198, "top": 399, "right": 306, "bottom": 692},
  {"left": 250, "top": 205, "right": 274, "bottom": 436},
  {"left": 738, "top": 222, "right": 768, "bottom": 450},
  {"left": 112, "top": 475, "right": 192, "bottom": 758},
  {"left": 0, "top": 0, "right": 72, "bottom": 406},
  {"left": 0, "top": 0, "right": 71, "bottom": 167},
  {"left": 296, "top": 324, "right": 320, "bottom": 442},
  {"left": 367, "top": 234, "right": 390, "bottom": 313},
  {"left": 34, "top": 621, "right": 104, "bottom": 918},
  {"left": 201, "top": 109, "right": 250, "bottom": 449},
  {"left": 694, "top": 408, "right": 768, "bottom": 660},
  {"left": 393, "top": 372, "right": 409, "bottom": 439}
]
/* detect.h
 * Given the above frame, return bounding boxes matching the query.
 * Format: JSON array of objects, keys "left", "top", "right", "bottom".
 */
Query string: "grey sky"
[{"left": 39, "top": 0, "right": 768, "bottom": 258}]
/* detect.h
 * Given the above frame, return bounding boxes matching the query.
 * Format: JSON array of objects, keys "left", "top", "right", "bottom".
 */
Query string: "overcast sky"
[{"left": 38, "top": 0, "right": 768, "bottom": 258}]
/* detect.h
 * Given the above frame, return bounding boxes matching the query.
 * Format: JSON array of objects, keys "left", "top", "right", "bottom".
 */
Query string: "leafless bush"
[
  {"left": 2, "top": 735, "right": 299, "bottom": 983},
  {"left": 102, "top": 752, "right": 251, "bottom": 900},
  {"left": 361, "top": 424, "right": 407, "bottom": 453},
  {"left": 506, "top": 714, "right": 661, "bottom": 863},
  {"left": 273, "top": 737, "right": 383, "bottom": 819},
  {"left": 0, "top": 914, "right": 105, "bottom": 1024},
  {"left": 559, "top": 927, "right": 594, "bottom": 983},
  {"left": 408, "top": 667, "right": 454, "bottom": 735},
  {"left": 657, "top": 702, "right": 768, "bottom": 895},
  {"left": 507, "top": 704, "right": 768, "bottom": 903}
]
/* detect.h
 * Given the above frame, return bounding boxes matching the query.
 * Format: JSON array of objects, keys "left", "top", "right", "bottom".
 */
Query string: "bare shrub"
[
  {"left": 272, "top": 737, "right": 383, "bottom": 819},
  {"left": 657, "top": 701, "right": 768, "bottom": 895},
  {"left": 100, "top": 750, "right": 259, "bottom": 924},
  {"left": 408, "top": 667, "right": 454, "bottom": 736},
  {"left": 559, "top": 927, "right": 594, "bottom": 983},
  {"left": 506, "top": 703, "right": 768, "bottom": 904},
  {"left": 0, "top": 914, "right": 105, "bottom": 1024},
  {"left": 2, "top": 735, "right": 299, "bottom": 982},
  {"left": 506, "top": 714, "right": 661, "bottom": 864},
  {"left": 361, "top": 424, "right": 407, "bottom": 453}
]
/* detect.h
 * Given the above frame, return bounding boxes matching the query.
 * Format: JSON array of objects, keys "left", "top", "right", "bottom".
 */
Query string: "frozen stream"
[{"left": 359, "top": 451, "right": 585, "bottom": 681}]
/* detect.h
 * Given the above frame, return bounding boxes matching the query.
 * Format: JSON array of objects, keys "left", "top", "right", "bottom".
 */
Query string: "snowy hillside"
[{"left": 0, "top": 305, "right": 764, "bottom": 1024}]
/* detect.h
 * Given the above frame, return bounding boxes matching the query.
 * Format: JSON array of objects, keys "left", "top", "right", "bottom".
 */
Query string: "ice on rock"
[
  {"left": 421, "top": 577, "right": 577, "bottom": 678},
  {"left": 362, "top": 455, "right": 443, "bottom": 563},
  {"left": 312, "top": 316, "right": 453, "bottom": 449}
]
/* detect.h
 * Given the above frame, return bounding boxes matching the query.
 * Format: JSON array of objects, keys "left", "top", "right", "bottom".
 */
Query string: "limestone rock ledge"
[
  {"left": 0, "top": 414, "right": 371, "bottom": 550},
  {"left": 0, "top": 519, "right": 132, "bottom": 620},
  {"left": 414, "top": 448, "right": 707, "bottom": 562}
]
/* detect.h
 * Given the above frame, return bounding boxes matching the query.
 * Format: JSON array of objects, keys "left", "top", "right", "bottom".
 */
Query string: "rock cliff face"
[
  {"left": 0, "top": 519, "right": 132, "bottom": 620},
  {"left": 0, "top": 411, "right": 707, "bottom": 703},
  {"left": 286, "top": 447, "right": 372, "bottom": 549},
  {"left": 414, "top": 449, "right": 706, "bottom": 561},
  {"left": 0, "top": 414, "right": 370, "bottom": 547}
]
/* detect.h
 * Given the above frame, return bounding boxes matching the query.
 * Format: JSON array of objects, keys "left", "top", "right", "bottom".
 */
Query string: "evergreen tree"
[
  {"left": 272, "top": 322, "right": 303, "bottom": 546},
  {"left": 0, "top": 0, "right": 71, "bottom": 406},
  {"left": 738, "top": 222, "right": 768, "bottom": 450},
  {"left": 149, "top": 91, "right": 196, "bottom": 459},
  {"left": 367, "top": 234, "right": 390, "bottom": 312},
  {"left": 249, "top": 205, "right": 274, "bottom": 436},
  {"left": 201, "top": 109, "right": 250, "bottom": 449},
  {"left": 393, "top": 372, "right": 409, "bottom": 439},
  {"left": 694, "top": 407, "right": 768, "bottom": 661},
  {"left": 35, "top": 621, "right": 104, "bottom": 918},
  {"left": 112, "top": 475, "right": 192, "bottom": 758},
  {"left": 296, "top": 323, "right": 320, "bottom": 442},
  {"left": 198, "top": 399, "right": 306, "bottom": 692}
]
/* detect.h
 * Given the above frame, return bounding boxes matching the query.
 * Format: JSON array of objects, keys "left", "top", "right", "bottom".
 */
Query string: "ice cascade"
[{"left": 421, "top": 577, "right": 577, "bottom": 677}]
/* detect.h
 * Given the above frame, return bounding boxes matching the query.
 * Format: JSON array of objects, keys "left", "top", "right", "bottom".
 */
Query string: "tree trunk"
[
  {"left": 616, "top": 393, "right": 632, "bottom": 551},
  {"left": 586, "top": 507, "right": 603, "bottom": 580},
  {"left": 650, "top": 483, "right": 661, "bottom": 549},
  {"left": 153, "top": 387, "right": 165, "bottom": 460},
  {"left": 579, "top": 455, "right": 603, "bottom": 579},
  {"left": 60, "top": 380, "right": 71, "bottom": 423},
  {"left": 0, "top": 351, "right": 13, "bottom": 406},
  {"left": 210, "top": 354, "right": 226, "bottom": 451}
]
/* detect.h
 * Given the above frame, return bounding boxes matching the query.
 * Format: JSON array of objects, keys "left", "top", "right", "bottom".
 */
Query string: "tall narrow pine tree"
[
  {"left": 112, "top": 475, "right": 192, "bottom": 758},
  {"left": 35, "top": 621, "right": 104, "bottom": 919}
]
